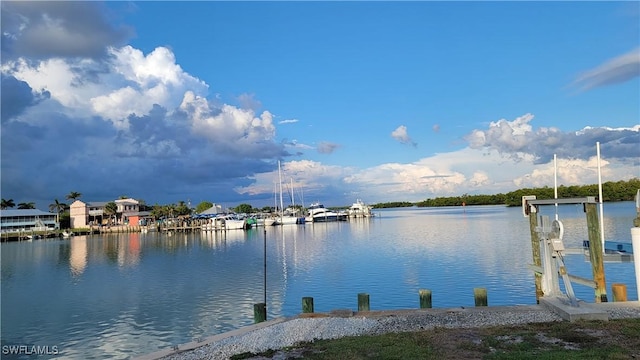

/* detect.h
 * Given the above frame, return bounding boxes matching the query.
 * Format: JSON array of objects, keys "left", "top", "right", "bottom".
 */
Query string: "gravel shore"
[{"left": 151, "top": 302, "right": 640, "bottom": 360}]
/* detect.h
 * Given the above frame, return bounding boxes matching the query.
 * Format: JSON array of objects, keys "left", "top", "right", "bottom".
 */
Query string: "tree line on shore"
[
  {"left": 373, "top": 178, "right": 640, "bottom": 208},
  {"left": 2, "top": 178, "right": 638, "bottom": 227}
]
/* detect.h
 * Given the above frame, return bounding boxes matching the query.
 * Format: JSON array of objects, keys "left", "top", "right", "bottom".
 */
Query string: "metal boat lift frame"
[{"left": 523, "top": 196, "right": 608, "bottom": 305}]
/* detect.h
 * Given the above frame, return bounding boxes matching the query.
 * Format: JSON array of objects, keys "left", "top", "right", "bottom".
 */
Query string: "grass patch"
[
  {"left": 243, "top": 318, "right": 640, "bottom": 359},
  {"left": 230, "top": 348, "right": 278, "bottom": 359},
  {"left": 299, "top": 332, "right": 440, "bottom": 359}
]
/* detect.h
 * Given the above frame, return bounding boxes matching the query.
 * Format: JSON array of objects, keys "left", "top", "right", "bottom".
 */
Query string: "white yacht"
[
  {"left": 347, "top": 199, "right": 374, "bottom": 218},
  {"left": 201, "top": 214, "right": 248, "bottom": 231},
  {"left": 305, "top": 203, "right": 346, "bottom": 223}
]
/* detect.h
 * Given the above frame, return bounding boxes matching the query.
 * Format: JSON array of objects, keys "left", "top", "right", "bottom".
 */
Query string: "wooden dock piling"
[
  {"left": 302, "top": 297, "right": 314, "bottom": 313},
  {"left": 418, "top": 289, "right": 432, "bottom": 309},
  {"left": 474, "top": 288, "right": 488, "bottom": 307},
  {"left": 358, "top": 293, "right": 370, "bottom": 311},
  {"left": 528, "top": 210, "right": 543, "bottom": 303},
  {"left": 585, "top": 202, "right": 608, "bottom": 302},
  {"left": 612, "top": 283, "right": 627, "bottom": 302},
  {"left": 253, "top": 303, "right": 266, "bottom": 323}
]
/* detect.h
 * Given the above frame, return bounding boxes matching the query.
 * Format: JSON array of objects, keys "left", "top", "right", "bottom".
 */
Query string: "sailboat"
[
  {"left": 263, "top": 183, "right": 278, "bottom": 226},
  {"left": 276, "top": 161, "right": 305, "bottom": 225}
]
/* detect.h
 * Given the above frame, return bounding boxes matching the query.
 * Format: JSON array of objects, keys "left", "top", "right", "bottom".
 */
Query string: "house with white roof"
[
  {"left": 70, "top": 198, "right": 144, "bottom": 227},
  {"left": 198, "top": 204, "right": 223, "bottom": 217},
  {"left": 0, "top": 209, "right": 59, "bottom": 233}
]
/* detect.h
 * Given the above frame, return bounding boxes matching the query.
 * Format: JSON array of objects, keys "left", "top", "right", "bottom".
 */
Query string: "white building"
[
  {"left": 115, "top": 198, "right": 139, "bottom": 218},
  {"left": 70, "top": 200, "right": 108, "bottom": 228},
  {"left": 199, "top": 204, "right": 223, "bottom": 217},
  {"left": 0, "top": 209, "right": 59, "bottom": 233}
]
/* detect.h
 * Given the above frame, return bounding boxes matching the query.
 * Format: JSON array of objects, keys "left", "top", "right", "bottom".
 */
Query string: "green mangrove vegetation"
[{"left": 372, "top": 178, "right": 640, "bottom": 208}]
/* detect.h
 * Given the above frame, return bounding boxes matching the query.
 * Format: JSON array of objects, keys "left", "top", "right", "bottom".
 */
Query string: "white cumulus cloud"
[
  {"left": 391, "top": 125, "right": 416, "bottom": 146},
  {"left": 3, "top": 45, "right": 209, "bottom": 130},
  {"left": 182, "top": 91, "right": 280, "bottom": 158}
]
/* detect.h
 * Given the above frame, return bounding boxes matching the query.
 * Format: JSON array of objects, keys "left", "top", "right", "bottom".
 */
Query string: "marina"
[{"left": 1, "top": 202, "right": 638, "bottom": 359}]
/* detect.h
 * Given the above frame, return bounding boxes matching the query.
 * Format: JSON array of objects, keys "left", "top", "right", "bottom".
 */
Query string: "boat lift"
[
  {"left": 523, "top": 196, "right": 608, "bottom": 306},
  {"left": 536, "top": 215, "right": 579, "bottom": 306}
]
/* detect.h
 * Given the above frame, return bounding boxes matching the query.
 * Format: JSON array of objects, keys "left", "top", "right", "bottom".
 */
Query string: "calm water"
[{"left": 2, "top": 202, "right": 638, "bottom": 359}]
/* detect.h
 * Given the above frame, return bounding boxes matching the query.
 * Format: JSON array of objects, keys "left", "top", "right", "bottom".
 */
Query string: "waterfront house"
[
  {"left": 127, "top": 211, "right": 152, "bottom": 226},
  {"left": 71, "top": 198, "right": 144, "bottom": 227},
  {"left": 70, "top": 200, "right": 108, "bottom": 227},
  {"left": 0, "top": 209, "right": 59, "bottom": 233},
  {"left": 115, "top": 198, "right": 140, "bottom": 224},
  {"left": 115, "top": 198, "right": 139, "bottom": 215}
]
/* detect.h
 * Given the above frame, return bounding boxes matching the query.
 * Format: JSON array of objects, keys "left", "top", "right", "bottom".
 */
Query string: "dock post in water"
[
  {"left": 527, "top": 206, "right": 543, "bottom": 303},
  {"left": 418, "top": 289, "right": 432, "bottom": 309},
  {"left": 358, "top": 293, "right": 370, "bottom": 312},
  {"left": 632, "top": 189, "right": 640, "bottom": 301},
  {"left": 302, "top": 297, "right": 314, "bottom": 313},
  {"left": 253, "top": 303, "right": 266, "bottom": 323},
  {"left": 474, "top": 288, "right": 488, "bottom": 307},
  {"left": 585, "top": 202, "right": 608, "bottom": 302},
  {"left": 611, "top": 283, "right": 627, "bottom": 302}
]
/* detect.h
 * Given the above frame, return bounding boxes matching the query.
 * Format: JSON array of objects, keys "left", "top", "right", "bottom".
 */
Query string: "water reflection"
[
  {"left": 1, "top": 202, "right": 637, "bottom": 359},
  {"left": 70, "top": 237, "right": 87, "bottom": 277}
]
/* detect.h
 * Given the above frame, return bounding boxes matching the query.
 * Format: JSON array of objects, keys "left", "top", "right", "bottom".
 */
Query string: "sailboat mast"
[
  {"left": 273, "top": 182, "right": 277, "bottom": 211},
  {"left": 278, "top": 161, "right": 284, "bottom": 218},
  {"left": 291, "top": 178, "right": 295, "bottom": 208}
]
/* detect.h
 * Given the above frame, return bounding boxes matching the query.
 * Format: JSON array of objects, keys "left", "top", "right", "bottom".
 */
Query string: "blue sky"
[{"left": 1, "top": 1, "right": 639, "bottom": 210}]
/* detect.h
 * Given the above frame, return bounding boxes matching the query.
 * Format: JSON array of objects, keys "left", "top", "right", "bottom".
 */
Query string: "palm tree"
[
  {"left": 49, "top": 199, "right": 67, "bottom": 224},
  {"left": 1, "top": 198, "right": 15, "bottom": 209},
  {"left": 166, "top": 204, "right": 176, "bottom": 219},
  {"left": 104, "top": 201, "right": 117, "bottom": 225},
  {"left": 17, "top": 202, "right": 36, "bottom": 209},
  {"left": 66, "top": 191, "right": 82, "bottom": 201},
  {"left": 175, "top": 201, "right": 191, "bottom": 216}
]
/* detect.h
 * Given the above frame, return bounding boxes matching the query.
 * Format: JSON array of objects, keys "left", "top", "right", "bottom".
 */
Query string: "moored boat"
[
  {"left": 278, "top": 215, "right": 299, "bottom": 225},
  {"left": 202, "top": 214, "right": 249, "bottom": 230},
  {"left": 347, "top": 199, "right": 374, "bottom": 218},
  {"left": 274, "top": 162, "right": 306, "bottom": 226},
  {"left": 277, "top": 207, "right": 306, "bottom": 225},
  {"left": 305, "top": 203, "right": 346, "bottom": 223},
  {"left": 217, "top": 214, "right": 249, "bottom": 230}
]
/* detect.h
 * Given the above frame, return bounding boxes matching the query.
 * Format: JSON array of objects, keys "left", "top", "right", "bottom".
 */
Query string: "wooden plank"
[{"left": 527, "top": 197, "right": 597, "bottom": 205}]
